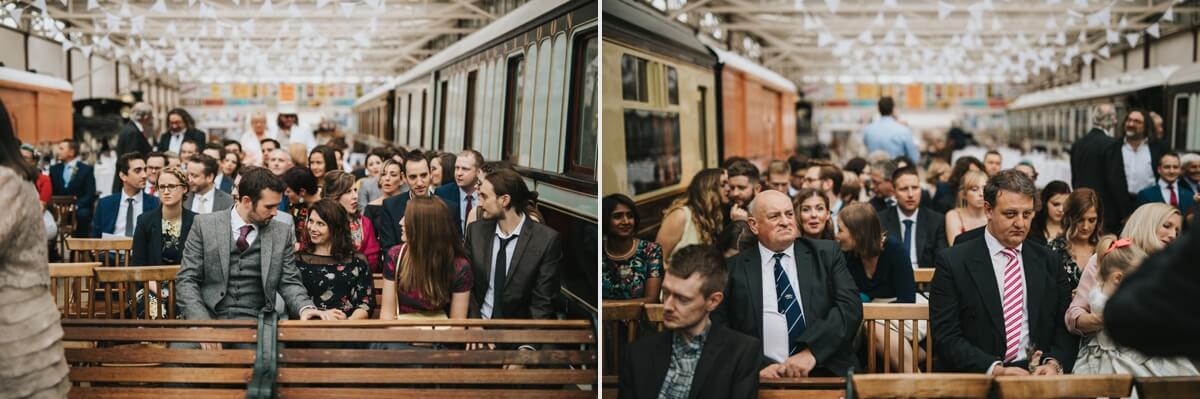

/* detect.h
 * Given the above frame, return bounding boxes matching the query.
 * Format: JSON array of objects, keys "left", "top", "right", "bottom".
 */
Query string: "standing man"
[
  {"left": 115, "top": 102, "right": 155, "bottom": 193},
  {"left": 377, "top": 150, "right": 436, "bottom": 250},
  {"left": 50, "top": 140, "right": 97, "bottom": 237},
  {"left": 880, "top": 166, "right": 947, "bottom": 269},
  {"left": 863, "top": 96, "right": 920, "bottom": 165},
  {"left": 619, "top": 245, "right": 761, "bottom": 399},
  {"left": 1136, "top": 152, "right": 1195, "bottom": 213},
  {"left": 436, "top": 149, "right": 483, "bottom": 235},
  {"left": 465, "top": 168, "right": 561, "bottom": 321},
  {"left": 175, "top": 167, "right": 341, "bottom": 346},
  {"left": 929, "top": 170, "right": 1077, "bottom": 374},
  {"left": 1072, "top": 105, "right": 1118, "bottom": 194},
  {"left": 184, "top": 154, "right": 236, "bottom": 214},
  {"left": 1103, "top": 109, "right": 1167, "bottom": 233},
  {"left": 92, "top": 153, "right": 160, "bottom": 237},
  {"left": 157, "top": 108, "right": 206, "bottom": 154},
  {"left": 712, "top": 190, "right": 862, "bottom": 378}
]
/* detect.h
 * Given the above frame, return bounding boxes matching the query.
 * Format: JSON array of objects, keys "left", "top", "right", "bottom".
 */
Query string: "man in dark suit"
[
  {"left": 465, "top": 168, "right": 561, "bottom": 322},
  {"left": 1071, "top": 105, "right": 1117, "bottom": 194},
  {"left": 115, "top": 102, "right": 155, "bottom": 193},
  {"left": 156, "top": 108, "right": 206, "bottom": 154},
  {"left": 435, "top": 149, "right": 483, "bottom": 235},
  {"left": 1135, "top": 152, "right": 1196, "bottom": 213},
  {"left": 712, "top": 190, "right": 862, "bottom": 378},
  {"left": 619, "top": 245, "right": 760, "bottom": 399},
  {"left": 868, "top": 159, "right": 897, "bottom": 212},
  {"left": 377, "top": 150, "right": 436, "bottom": 250},
  {"left": 92, "top": 153, "right": 160, "bottom": 237},
  {"left": 881, "top": 166, "right": 947, "bottom": 268},
  {"left": 1102, "top": 109, "right": 1167, "bottom": 234},
  {"left": 1106, "top": 220, "right": 1200, "bottom": 357},
  {"left": 930, "top": 170, "right": 1077, "bottom": 375},
  {"left": 49, "top": 140, "right": 97, "bottom": 237}
]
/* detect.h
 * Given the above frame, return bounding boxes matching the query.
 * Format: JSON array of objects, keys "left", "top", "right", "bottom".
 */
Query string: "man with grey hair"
[
  {"left": 1070, "top": 104, "right": 1117, "bottom": 195},
  {"left": 115, "top": 102, "right": 155, "bottom": 192},
  {"left": 1179, "top": 152, "right": 1200, "bottom": 195},
  {"left": 238, "top": 112, "right": 272, "bottom": 167},
  {"left": 868, "top": 159, "right": 898, "bottom": 212}
]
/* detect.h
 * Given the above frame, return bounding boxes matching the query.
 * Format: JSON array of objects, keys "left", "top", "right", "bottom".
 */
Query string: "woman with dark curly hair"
[
  {"left": 656, "top": 168, "right": 727, "bottom": 262},
  {"left": 296, "top": 199, "right": 374, "bottom": 320},
  {"left": 602, "top": 194, "right": 663, "bottom": 301}
]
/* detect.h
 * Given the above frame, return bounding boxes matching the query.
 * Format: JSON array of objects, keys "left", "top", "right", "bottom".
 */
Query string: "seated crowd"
[{"left": 606, "top": 103, "right": 1200, "bottom": 398}]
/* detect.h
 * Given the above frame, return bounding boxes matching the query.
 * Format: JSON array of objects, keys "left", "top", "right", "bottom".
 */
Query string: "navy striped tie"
[{"left": 773, "top": 252, "right": 806, "bottom": 355}]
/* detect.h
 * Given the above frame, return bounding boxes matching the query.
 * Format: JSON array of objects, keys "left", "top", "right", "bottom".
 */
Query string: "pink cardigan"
[
  {"left": 1065, "top": 254, "right": 1099, "bottom": 336},
  {"left": 358, "top": 215, "right": 383, "bottom": 273}
]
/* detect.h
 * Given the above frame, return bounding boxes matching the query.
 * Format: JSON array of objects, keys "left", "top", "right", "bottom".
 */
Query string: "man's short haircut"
[
  {"left": 1161, "top": 151, "right": 1180, "bottom": 163},
  {"left": 984, "top": 169, "right": 1038, "bottom": 208},
  {"left": 237, "top": 166, "right": 287, "bottom": 205},
  {"left": 401, "top": 149, "right": 428, "bottom": 172},
  {"left": 817, "top": 164, "right": 844, "bottom": 192},
  {"left": 261, "top": 138, "right": 281, "bottom": 150},
  {"left": 844, "top": 157, "right": 868, "bottom": 175},
  {"left": 222, "top": 139, "right": 242, "bottom": 152},
  {"left": 60, "top": 139, "right": 80, "bottom": 154},
  {"left": 787, "top": 154, "right": 809, "bottom": 175},
  {"left": 726, "top": 159, "right": 761, "bottom": 183},
  {"left": 368, "top": 146, "right": 394, "bottom": 161},
  {"left": 1180, "top": 152, "right": 1200, "bottom": 167},
  {"left": 985, "top": 150, "right": 1002, "bottom": 159},
  {"left": 117, "top": 152, "right": 144, "bottom": 176},
  {"left": 878, "top": 96, "right": 895, "bottom": 116},
  {"left": 766, "top": 160, "right": 790, "bottom": 176},
  {"left": 870, "top": 159, "right": 897, "bottom": 179},
  {"left": 891, "top": 165, "right": 920, "bottom": 183},
  {"left": 146, "top": 152, "right": 167, "bottom": 163},
  {"left": 181, "top": 138, "right": 200, "bottom": 150},
  {"left": 721, "top": 156, "right": 749, "bottom": 170},
  {"left": 282, "top": 166, "right": 318, "bottom": 196},
  {"left": 130, "top": 102, "right": 153, "bottom": 120},
  {"left": 485, "top": 168, "right": 532, "bottom": 214},
  {"left": 667, "top": 245, "right": 728, "bottom": 296},
  {"left": 189, "top": 154, "right": 219, "bottom": 178},
  {"left": 459, "top": 149, "right": 485, "bottom": 169}
]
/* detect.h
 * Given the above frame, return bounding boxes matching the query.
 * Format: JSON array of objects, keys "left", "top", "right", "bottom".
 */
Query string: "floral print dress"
[
  {"left": 296, "top": 253, "right": 374, "bottom": 317},
  {"left": 1048, "top": 237, "right": 1084, "bottom": 289},
  {"left": 602, "top": 239, "right": 664, "bottom": 300}
]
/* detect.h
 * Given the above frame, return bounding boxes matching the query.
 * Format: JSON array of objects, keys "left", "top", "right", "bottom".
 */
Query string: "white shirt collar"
[
  {"left": 757, "top": 241, "right": 795, "bottom": 268},
  {"left": 133, "top": 120, "right": 146, "bottom": 134},
  {"left": 898, "top": 207, "right": 919, "bottom": 222},
  {"left": 231, "top": 207, "right": 254, "bottom": 231},
  {"left": 495, "top": 213, "right": 527, "bottom": 240},
  {"left": 1160, "top": 178, "right": 1178, "bottom": 190},
  {"left": 460, "top": 187, "right": 475, "bottom": 200},
  {"left": 983, "top": 225, "right": 1022, "bottom": 258},
  {"left": 197, "top": 186, "right": 216, "bottom": 201},
  {"left": 120, "top": 190, "right": 144, "bottom": 205}
]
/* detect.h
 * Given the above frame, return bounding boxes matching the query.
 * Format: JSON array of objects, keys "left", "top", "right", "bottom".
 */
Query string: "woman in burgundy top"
[{"left": 379, "top": 196, "right": 473, "bottom": 319}]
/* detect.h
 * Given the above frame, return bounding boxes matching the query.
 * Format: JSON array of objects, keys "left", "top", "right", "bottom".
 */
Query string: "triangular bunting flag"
[
  {"left": 118, "top": 1, "right": 130, "bottom": 16},
  {"left": 167, "top": 21, "right": 177, "bottom": 35},
  {"left": 1147, "top": 23, "right": 1160, "bottom": 39},
  {"left": 1163, "top": 6, "right": 1174, "bottom": 22},
  {"left": 937, "top": 1, "right": 954, "bottom": 20},
  {"left": 288, "top": 3, "right": 300, "bottom": 17},
  {"left": 87, "top": 0, "right": 98, "bottom": 10},
  {"left": 817, "top": 31, "right": 834, "bottom": 47},
  {"left": 884, "top": 0, "right": 896, "bottom": 7},
  {"left": 1099, "top": 46, "right": 1110, "bottom": 58},
  {"left": 33, "top": 0, "right": 47, "bottom": 11},
  {"left": 241, "top": 19, "right": 255, "bottom": 35},
  {"left": 151, "top": 0, "right": 167, "bottom": 13},
  {"left": 824, "top": 0, "right": 838, "bottom": 13},
  {"left": 1107, "top": 29, "right": 1119, "bottom": 44},
  {"left": 81, "top": 45, "right": 92, "bottom": 57},
  {"left": 1119, "top": 15, "right": 1128, "bottom": 28},
  {"left": 130, "top": 15, "right": 144, "bottom": 35},
  {"left": 1087, "top": 6, "right": 1110, "bottom": 27},
  {"left": 894, "top": 14, "right": 907, "bottom": 30},
  {"left": 317, "top": 0, "right": 331, "bottom": 9},
  {"left": 61, "top": 40, "right": 73, "bottom": 52},
  {"left": 1083, "top": 53, "right": 1095, "bottom": 65},
  {"left": 260, "top": 0, "right": 273, "bottom": 13},
  {"left": 1126, "top": 32, "right": 1140, "bottom": 47},
  {"left": 339, "top": 2, "right": 356, "bottom": 17},
  {"left": 1055, "top": 31, "right": 1066, "bottom": 45},
  {"left": 872, "top": 12, "right": 883, "bottom": 27},
  {"left": 857, "top": 30, "right": 872, "bottom": 44},
  {"left": 8, "top": 7, "right": 23, "bottom": 27}
]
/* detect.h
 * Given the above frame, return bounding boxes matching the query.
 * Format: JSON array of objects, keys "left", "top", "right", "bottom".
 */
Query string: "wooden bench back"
[
  {"left": 994, "top": 374, "right": 1133, "bottom": 398},
  {"left": 49, "top": 262, "right": 100, "bottom": 319},
  {"left": 91, "top": 266, "right": 181, "bottom": 320},
  {"left": 602, "top": 300, "right": 645, "bottom": 376},
  {"left": 758, "top": 377, "right": 848, "bottom": 399},
  {"left": 1136, "top": 376, "right": 1200, "bottom": 399},
  {"left": 852, "top": 373, "right": 991, "bottom": 398},
  {"left": 272, "top": 319, "right": 597, "bottom": 397},
  {"left": 66, "top": 238, "right": 134, "bottom": 266},
  {"left": 862, "top": 303, "right": 932, "bottom": 373},
  {"left": 62, "top": 319, "right": 259, "bottom": 398}
]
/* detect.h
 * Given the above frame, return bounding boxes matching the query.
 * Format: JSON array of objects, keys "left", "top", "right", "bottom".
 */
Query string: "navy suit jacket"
[
  {"left": 49, "top": 161, "right": 97, "bottom": 222},
  {"left": 375, "top": 193, "right": 440, "bottom": 250},
  {"left": 1135, "top": 179, "right": 1196, "bottom": 214},
  {"left": 435, "top": 184, "right": 473, "bottom": 236},
  {"left": 91, "top": 192, "right": 161, "bottom": 238}
]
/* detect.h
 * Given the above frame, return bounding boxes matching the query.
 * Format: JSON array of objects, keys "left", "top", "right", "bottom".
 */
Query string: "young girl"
[{"left": 1073, "top": 236, "right": 1198, "bottom": 387}]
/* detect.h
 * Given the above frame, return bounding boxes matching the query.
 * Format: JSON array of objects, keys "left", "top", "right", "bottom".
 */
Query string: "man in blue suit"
[
  {"left": 376, "top": 150, "right": 436, "bottom": 250},
  {"left": 50, "top": 140, "right": 97, "bottom": 237},
  {"left": 435, "top": 149, "right": 483, "bottom": 236},
  {"left": 92, "top": 152, "right": 160, "bottom": 237},
  {"left": 1136, "top": 152, "right": 1195, "bottom": 213}
]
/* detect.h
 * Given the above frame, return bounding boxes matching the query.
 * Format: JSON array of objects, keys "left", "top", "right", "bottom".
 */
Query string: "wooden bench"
[
  {"left": 270, "top": 319, "right": 598, "bottom": 398},
  {"left": 603, "top": 375, "right": 847, "bottom": 399},
  {"left": 993, "top": 374, "right": 1133, "bottom": 398},
  {"left": 602, "top": 300, "right": 645, "bottom": 375},
  {"left": 861, "top": 303, "right": 931, "bottom": 373},
  {"left": 92, "top": 266, "right": 180, "bottom": 320},
  {"left": 1136, "top": 376, "right": 1200, "bottom": 399},
  {"left": 852, "top": 373, "right": 990, "bottom": 398},
  {"left": 49, "top": 262, "right": 100, "bottom": 319},
  {"left": 66, "top": 238, "right": 133, "bottom": 266},
  {"left": 62, "top": 318, "right": 262, "bottom": 398}
]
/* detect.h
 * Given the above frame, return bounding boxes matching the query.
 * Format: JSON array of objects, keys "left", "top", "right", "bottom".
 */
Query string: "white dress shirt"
[
  {"left": 113, "top": 191, "right": 145, "bottom": 236},
  {"left": 165, "top": 130, "right": 186, "bottom": 153},
  {"left": 230, "top": 207, "right": 259, "bottom": 246},
  {"left": 481, "top": 214, "right": 527, "bottom": 319},
  {"left": 193, "top": 188, "right": 217, "bottom": 214},
  {"left": 758, "top": 242, "right": 804, "bottom": 364},
  {"left": 1121, "top": 141, "right": 1155, "bottom": 195},
  {"left": 983, "top": 228, "right": 1030, "bottom": 374},
  {"left": 898, "top": 207, "right": 920, "bottom": 269},
  {"left": 1159, "top": 178, "right": 1182, "bottom": 206}
]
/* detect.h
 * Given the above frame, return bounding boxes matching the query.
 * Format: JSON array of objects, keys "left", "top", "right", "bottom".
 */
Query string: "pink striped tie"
[{"left": 1001, "top": 248, "right": 1025, "bottom": 363}]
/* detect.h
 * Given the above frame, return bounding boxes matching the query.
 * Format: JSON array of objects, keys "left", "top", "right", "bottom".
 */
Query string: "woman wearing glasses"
[{"left": 132, "top": 166, "right": 196, "bottom": 266}]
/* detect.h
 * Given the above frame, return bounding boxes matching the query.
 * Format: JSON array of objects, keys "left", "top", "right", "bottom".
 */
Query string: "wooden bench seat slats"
[
  {"left": 276, "top": 328, "right": 593, "bottom": 344},
  {"left": 68, "top": 388, "right": 246, "bottom": 399},
  {"left": 1136, "top": 376, "right": 1200, "bottom": 399},
  {"left": 63, "top": 327, "right": 257, "bottom": 342},
  {"left": 280, "top": 349, "right": 595, "bottom": 365},
  {"left": 62, "top": 319, "right": 257, "bottom": 327},
  {"left": 756, "top": 390, "right": 845, "bottom": 399},
  {"left": 276, "top": 368, "right": 594, "bottom": 385},
  {"left": 277, "top": 388, "right": 597, "bottom": 399},
  {"left": 994, "top": 374, "right": 1134, "bottom": 398},
  {"left": 853, "top": 374, "right": 992, "bottom": 398},
  {"left": 65, "top": 348, "right": 256, "bottom": 364},
  {"left": 69, "top": 367, "right": 252, "bottom": 383},
  {"left": 277, "top": 319, "right": 593, "bottom": 328}
]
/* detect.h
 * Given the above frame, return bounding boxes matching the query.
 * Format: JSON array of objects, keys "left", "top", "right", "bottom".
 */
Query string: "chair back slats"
[
  {"left": 50, "top": 262, "right": 100, "bottom": 319},
  {"left": 66, "top": 238, "right": 134, "bottom": 266},
  {"left": 601, "top": 300, "right": 645, "bottom": 376},
  {"left": 994, "top": 374, "right": 1134, "bottom": 398},
  {"left": 644, "top": 303, "right": 665, "bottom": 332},
  {"left": 853, "top": 373, "right": 991, "bottom": 398},
  {"left": 862, "top": 303, "right": 931, "bottom": 373},
  {"left": 91, "top": 266, "right": 181, "bottom": 320}
]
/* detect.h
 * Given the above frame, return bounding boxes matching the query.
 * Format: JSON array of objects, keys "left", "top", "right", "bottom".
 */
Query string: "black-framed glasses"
[{"left": 158, "top": 184, "right": 187, "bottom": 192}]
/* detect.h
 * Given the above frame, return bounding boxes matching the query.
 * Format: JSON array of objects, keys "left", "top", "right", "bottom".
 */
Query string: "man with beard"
[
  {"left": 725, "top": 159, "right": 760, "bottom": 222},
  {"left": 1102, "top": 109, "right": 1166, "bottom": 233},
  {"left": 157, "top": 108, "right": 206, "bottom": 154},
  {"left": 377, "top": 150, "right": 436, "bottom": 249}
]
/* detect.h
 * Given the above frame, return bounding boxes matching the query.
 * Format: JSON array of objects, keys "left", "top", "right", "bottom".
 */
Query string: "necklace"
[{"left": 605, "top": 239, "right": 637, "bottom": 260}]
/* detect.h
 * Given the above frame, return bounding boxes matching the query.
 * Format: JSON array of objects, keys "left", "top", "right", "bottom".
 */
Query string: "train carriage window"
[
  {"left": 621, "top": 54, "right": 649, "bottom": 102},
  {"left": 420, "top": 89, "right": 427, "bottom": 146},
  {"left": 666, "top": 66, "right": 679, "bottom": 105},
  {"left": 436, "top": 80, "right": 448, "bottom": 149},
  {"left": 503, "top": 54, "right": 525, "bottom": 163},
  {"left": 1174, "top": 95, "right": 1189, "bottom": 149},
  {"left": 624, "top": 109, "right": 682, "bottom": 195},
  {"left": 462, "top": 70, "right": 478, "bottom": 150},
  {"left": 566, "top": 30, "right": 598, "bottom": 178},
  {"left": 698, "top": 86, "right": 708, "bottom": 166}
]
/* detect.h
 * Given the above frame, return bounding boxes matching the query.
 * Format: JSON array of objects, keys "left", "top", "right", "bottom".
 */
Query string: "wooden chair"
[
  {"left": 92, "top": 266, "right": 181, "bottom": 320},
  {"left": 1136, "top": 376, "right": 1200, "bottom": 399},
  {"left": 49, "top": 262, "right": 100, "bottom": 319},
  {"left": 66, "top": 238, "right": 134, "bottom": 266},
  {"left": 862, "top": 303, "right": 931, "bottom": 373},
  {"left": 602, "top": 300, "right": 645, "bottom": 376},
  {"left": 852, "top": 373, "right": 991, "bottom": 398},
  {"left": 644, "top": 303, "right": 665, "bottom": 332},
  {"left": 62, "top": 319, "right": 259, "bottom": 398},
  {"left": 993, "top": 374, "right": 1133, "bottom": 399},
  {"left": 49, "top": 195, "right": 78, "bottom": 258},
  {"left": 759, "top": 377, "right": 847, "bottom": 399}
]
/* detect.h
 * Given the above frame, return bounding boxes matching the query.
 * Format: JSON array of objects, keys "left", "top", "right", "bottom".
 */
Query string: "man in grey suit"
[
  {"left": 184, "top": 154, "right": 235, "bottom": 214},
  {"left": 465, "top": 168, "right": 561, "bottom": 322},
  {"left": 176, "top": 167, "right": 341, "bottom": 350}
]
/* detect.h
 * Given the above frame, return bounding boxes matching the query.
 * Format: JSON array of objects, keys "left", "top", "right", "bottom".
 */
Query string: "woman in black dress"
[{"left": 297, "top": 199, "right": 374, "bottom": 320}]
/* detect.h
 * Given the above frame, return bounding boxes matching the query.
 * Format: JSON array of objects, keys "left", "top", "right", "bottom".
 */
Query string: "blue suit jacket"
[
  {"left": 1135, "top": 179, "right": 1195, "bottom": 214},
  {"left": 435, "top": 184, "right": 470, "bottom": 236},
  {"left": 91, "top": 192, "right": 161, "bottom": 237},
  {"left": 49, "top": 162, "right": 97, "bottom": 222}
]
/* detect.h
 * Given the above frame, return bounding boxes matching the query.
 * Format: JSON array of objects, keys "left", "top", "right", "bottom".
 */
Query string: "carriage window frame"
[
  {"left": 666, "top": 65, "right": 679, "bottom": 105},
  {"left": 463, "top": 70, "right": 478, "bottom": 150},
  {"left": 502, "top": 53, "right": 526, "bottom": 164},
  {"left": 621, "top": 54, "right": 650, "bottom": 102},
  {"left": 564, "top": 28, "right": 598, "bottom": 180}
]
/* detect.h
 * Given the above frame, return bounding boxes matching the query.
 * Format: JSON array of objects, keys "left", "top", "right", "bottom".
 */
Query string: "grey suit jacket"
[
  {"left": 184, "top": 188, "right": 235, "bottom": 214},
  {"left": 175, "top": 210, "right": 314, "bottom": 320}
]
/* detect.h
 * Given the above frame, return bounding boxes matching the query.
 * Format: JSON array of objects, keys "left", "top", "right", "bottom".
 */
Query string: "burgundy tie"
[
  {"left": 1168, "top": 183, "right": 1178, "bottom": 207},
  {"left": 236, "top": 225, "right": 253, "bottom": 252},
  {"left": 463, "top": 194, "right": 473, "bottom": 230}
]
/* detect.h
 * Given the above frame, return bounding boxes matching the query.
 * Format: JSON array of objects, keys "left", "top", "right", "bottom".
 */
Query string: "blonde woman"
[
  {"left": 656, "top": 168, "right": 727, "bottom": 263},
  {"left": 1066, "top": 203, "right": 1182, "bottom": 336},
  {"left": 944, "top": 169, "right": 989, "bottom": 245}
]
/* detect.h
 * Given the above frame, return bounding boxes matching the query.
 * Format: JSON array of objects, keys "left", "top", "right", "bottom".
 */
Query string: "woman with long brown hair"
[
  {"left": 944, "top": 169, "right": 988, "bottom": 245},
  {"left": 656, "top": 168, "right": 727, "bottom": 262},
  {"left": 296, "top": 199, "right": 374, "bottom": 320},
  {"left": 323, "top": 170, "right": 382, "bottom": 272},
  {"left": 379, "top": 197, "right": 473, "bottom": 320},
  {"left": 793, "top": 187, "right": 834, "bottom": 240},
  {"left": 1048, "top": 188, "right": 1103, "bottom": 289}
]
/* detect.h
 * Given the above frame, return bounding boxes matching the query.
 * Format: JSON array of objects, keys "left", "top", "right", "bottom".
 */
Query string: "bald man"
[{"left": 712, "top": 190, "right": 862, "bottom": 378}]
